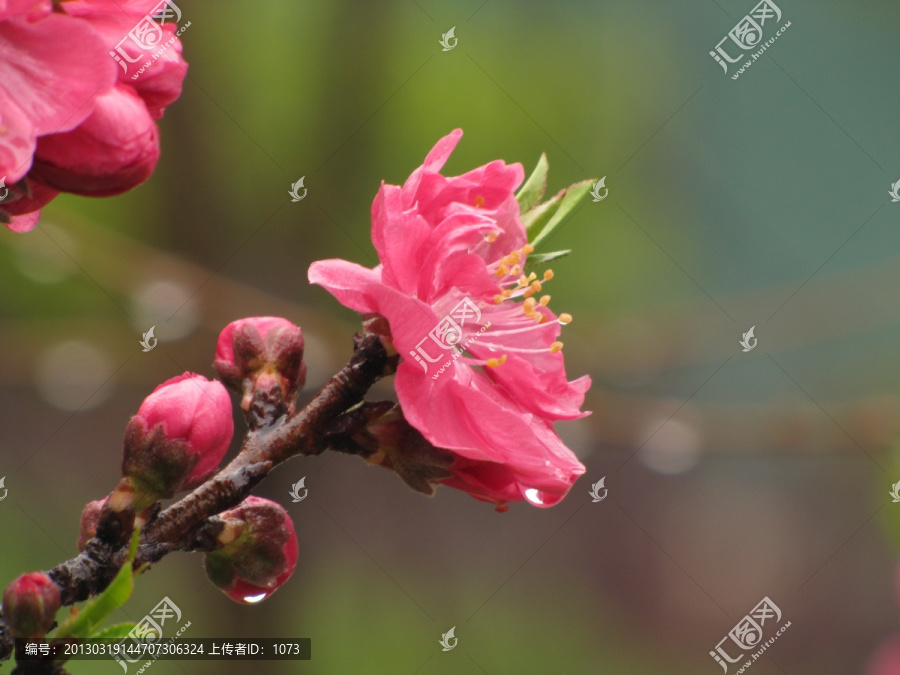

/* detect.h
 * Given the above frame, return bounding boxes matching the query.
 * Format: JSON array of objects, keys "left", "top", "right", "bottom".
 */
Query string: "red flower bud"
[
  {"left": 204, "top": 496, "right": 298, "bottom": 605},
  {"left": 2, "top": 573, "right": 60, "bottom": 638},
  {"left": 77, "top": 498, "right": 107, "bottom": 552},
  {"left": 31, "top": 85, "right": 160, "bottom": 197},
  {"left": 214, "top": 318, "right": 306, "bottom": 425},
  {"left": 122, "top": 373, "right": 234, "bottom": 508}
]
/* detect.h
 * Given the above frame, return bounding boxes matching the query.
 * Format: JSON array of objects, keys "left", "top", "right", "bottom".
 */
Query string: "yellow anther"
[
  {"left": 517, "top": 275, "right": 528, "bottom": 286},
  {"left": 522, "top": 244, "right": 535, "bottom": 254},
  {"left": 550, "top": 341, "right": 564, "bottom": 353},
  {"left": 494, "top": 294, "right": 505, "bottom": 304},
  {"left": 485, "top": 231, "right": 499, "bottom": 243},
  {"left": 559, "top": 313, "right": 572, "bottom": 324},
  {"left": 486, "top": 355, "right": 507, "bottom": 368},
  {"left": 474, "top": 195, "right": 486, "bottom": 208},
  {"left": 509, "top": 264, "right": 521, "bottom": 277},
  {"left": 523, "top": 298, "right": 537, "bottom": 311},
  {"left": 502, "top": 289, "right": 513, "bottom": 298},
  {"left": 530, "top": 280, "right": 542, "bottom": 294},
  {"left": 543, "top": 269, "right": 554, "bottom": 281},
  {"left": 508, "top": 250, "right": 521, "bottom": 264},
  {"left": 528, "top": 272, "right": 537, "bottom": 282},
  {"left": 495, "top": 264, "right": 509, "bottom": 277},
  {"left": 539, "top": 295, "right": 551, "bottom": 306}
]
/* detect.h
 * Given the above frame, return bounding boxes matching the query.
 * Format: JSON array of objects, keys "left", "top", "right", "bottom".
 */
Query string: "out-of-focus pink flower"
[
  {"left": 0, "top": 5, "right": 114, "bottom": 183},
  {"left": 204, "top": 496, "right": 299, "bottom": 605},
  {"left": 122, "top": 373, "right": 234, "bottom": 507},
  {"left": 2, "top": 572, "right": 60, "bottom": 638},
  {"left": 309, "top": 130, "right": 590, "bottom": 510},
  {"left": 31, "top": 85, "right": 160, "bottom": 196},
  {"left": 0, "top": 0, "right": 187, "bottom": 230},
  {"left": 867, "top": 635, "right": 900, "bottom": 675}
]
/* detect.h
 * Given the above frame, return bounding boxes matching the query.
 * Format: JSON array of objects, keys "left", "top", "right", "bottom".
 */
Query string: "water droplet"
[
  {"left": 242, "top": 593, "right": 268, "bottom": 604},
  {"left": 524, "top": 488, "right": 543, "bottom": 505},
  {"left": 523, "top": 487, "right": 565, "bottom": 507}
]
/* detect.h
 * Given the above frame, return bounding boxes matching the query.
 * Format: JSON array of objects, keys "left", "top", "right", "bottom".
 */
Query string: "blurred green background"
[{"left": 2, "top": 0, "right": 900, "bottom": 673}]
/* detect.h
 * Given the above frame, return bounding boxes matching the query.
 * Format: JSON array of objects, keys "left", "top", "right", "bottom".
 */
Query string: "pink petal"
[
  {"left": 0, "top": 13, "right": 116, "bottom": 180},
  {"left": 308, "top": 259, "right": 382, "bottom": 314}
]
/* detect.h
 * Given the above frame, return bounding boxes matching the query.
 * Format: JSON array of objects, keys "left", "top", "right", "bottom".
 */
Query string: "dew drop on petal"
[{"left": 242, "top": 593, "right": 268, "bottom": 604}]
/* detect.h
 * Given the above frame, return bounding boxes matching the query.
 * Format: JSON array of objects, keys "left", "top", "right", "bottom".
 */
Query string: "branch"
[{"left": 0, "top": 333, "right": 392, "bottom": 664}]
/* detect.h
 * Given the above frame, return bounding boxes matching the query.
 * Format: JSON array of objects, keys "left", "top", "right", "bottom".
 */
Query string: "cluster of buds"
[
  {"left": 202, "top": 497, "right": 298, "bottom": 604},
  {"left": 214, "top": 317, "right": 307, "bottom": 428},
  {"left": 2, "top": 573, "right": 60, "bottom": 639}
]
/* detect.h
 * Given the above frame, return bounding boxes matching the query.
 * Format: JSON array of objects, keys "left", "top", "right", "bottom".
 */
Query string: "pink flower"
[
  {"left": 309, "top": 130, "right": 590, "bottom": 509},
  {"left": 123, "top": 372, "right": 234, "bottom": 506},
  {"left": 867, "top": 636, "right": 900, "bottom": 675},
  {"left": 31, "top": 85, "right": 160, "bottom": 196},
  {"left": 204, "top": 496, "right": 299, "bottom": 605},
  {"left": 2, "top": 572, "right": 60, "bottom": 638},
  {"left": 0, "top": 0, "right": 187, "bottom": 230}
]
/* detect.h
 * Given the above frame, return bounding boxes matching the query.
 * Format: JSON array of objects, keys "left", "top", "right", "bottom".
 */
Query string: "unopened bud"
[
  {"left": 2, "top": 573, "right": 60, "bottom": 638},
  {"left": 214, "top": 317, "right": 306, "bottom": 426},
  {"left": 77, "top": 498, "right": 107, "bottom": 551},
  {"left": 122, "top": 373, "right": 234, "bottom": 509},
  {"left": 203, "top": 496, "right": 298, "bottom": 605}
]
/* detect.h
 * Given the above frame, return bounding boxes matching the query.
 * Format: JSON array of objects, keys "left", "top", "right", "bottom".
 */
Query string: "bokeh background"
[{"left": 2, "top": 0, "right": 900, "bottom": 673}]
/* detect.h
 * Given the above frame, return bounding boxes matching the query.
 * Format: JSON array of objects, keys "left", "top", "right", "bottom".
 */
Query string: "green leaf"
[
  {"left": 515, "top": 153, "right": 549, "bottom": 213},
  {"left": 529, "top": 180, "right": 595, "bottom": 250},
  {"left": 51, "top": 530, "right": 140, "bottom": 640},
  {"left": 525, "top": 249, "right": 572, "bottom": 269},
  {"left": 90, "top": 622, "right": 137, "bottom": 640}
]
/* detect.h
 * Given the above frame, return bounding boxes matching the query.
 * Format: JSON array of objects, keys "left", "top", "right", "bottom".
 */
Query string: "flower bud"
[
  {"left": 77, "top": 498, "right": 107, "bottom": 552},
  {"left": 122, "top": 373, "right": 234, "bottom": 509},
  {"left": 31, "top": 85, "right": 160, "bottom": 197},
  {"left": 213, "top": 317, "right": 306, "bottom": 426},
  {"left": 203, "top": 496, "right": 298, "bottom": 604},
  {"left": 2, "top": 573, "right": 60, "bottom": 638}
]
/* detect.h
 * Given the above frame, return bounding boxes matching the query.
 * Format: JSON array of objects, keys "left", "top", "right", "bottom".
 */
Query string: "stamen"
[
  {"left": 522, "top": 244, "right": 535, "bottom": 254},
  {"left": 559, "top": 313, "right": 572, "bottom": 324},
  {"left": 543, "top": 270, "right": 554, "bottom": 281},
  {"left": 495, "top": 264, "right": 509, "bottom": 277},
  {"left": 539, "top": 295, "right": 551, "bottom": 306},
  {"left": 509, "top": 264, "right": 521, "bottom": 277},
  {"left": 523, "top": 280, "right": 542, "bottom": 298},
  {"left": 474, "top": 195, "right": 486, "bottom": 208},
  {"left": 485, "top": 355, "right": 507, "bottom": 368},
  {"left": 550, "top": 342, "right": 563, "bottom": 353},
  {"left": 494, "top": 294, "right": 504, "bottom": 304},
  {"left": 485, "top": 230, "right": 499, "bottom": 243}
]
